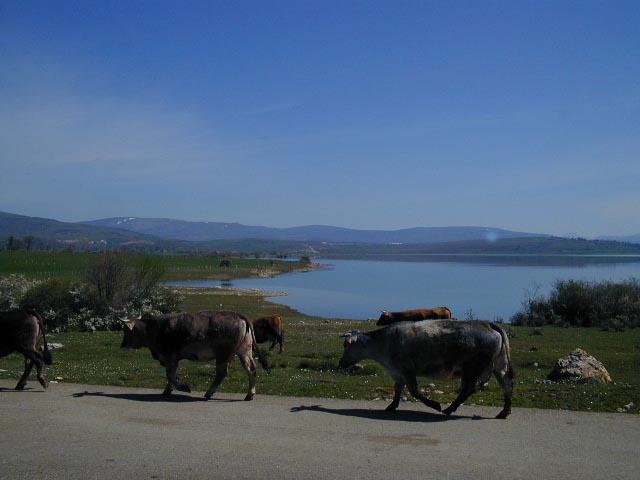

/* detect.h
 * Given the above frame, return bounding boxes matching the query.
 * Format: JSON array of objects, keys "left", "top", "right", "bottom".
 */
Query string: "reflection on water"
[{"left": 170, "top": 256, "right": 640, "bottom": 321}]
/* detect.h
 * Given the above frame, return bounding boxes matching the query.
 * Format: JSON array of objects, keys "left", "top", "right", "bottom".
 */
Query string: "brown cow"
[
  {"left": 377, "top": 306, "right": 453, "bottom": 326},
  {"left": 121, "top": 310, "right": 270, "bottom": 400},
  {"left": 252, "top": 315, "right": 284, "bottom": 353},
  {"left": 0, "top": 310, "right": 52, "bottom": 390}
]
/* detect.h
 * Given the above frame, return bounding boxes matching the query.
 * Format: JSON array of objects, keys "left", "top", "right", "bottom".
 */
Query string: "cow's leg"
[
  {"left": 385, "top": 381, "right": 405, "bottom": 412},
  {"left": 443, "top": 359, "right": 489, "bottom": 416},
  {"left": 237, "top": 351, "right": 257, "bottom": 401},
  {"left": 164, "top": 360, "right": 191, "bottom": 394},
  {"left": 20, "top": 350, "right": 48, "bottom": 390},
  {"left": 15, "top": 356, "right": 35, "bottom": 390},
  {"left": 204, "top": 359, "right": 229, "bottom": 400},
  {"left": 269, "top": 338, "right": 277, "bottom": 351},
  {"left": 493, "top": 365, "right": 514, "bottom": 419},
  {"left": 278, "top": 331, "right": 284, "bottom": 353},
  {"left": 405, "top": 374, "right": 441, "bottom": 412}
]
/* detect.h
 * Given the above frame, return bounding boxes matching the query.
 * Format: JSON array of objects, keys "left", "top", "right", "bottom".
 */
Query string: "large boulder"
[{"left": 547, "top": 348, "right": 612, "bottom": 383}]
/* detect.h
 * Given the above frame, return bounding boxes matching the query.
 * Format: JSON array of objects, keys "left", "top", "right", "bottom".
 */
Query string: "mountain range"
[
  {"left": 2, "top": 210, "right": 640, "bottom": 255},
  {"left": 83, "top": 217, "right": 545, "bottom": 244}
]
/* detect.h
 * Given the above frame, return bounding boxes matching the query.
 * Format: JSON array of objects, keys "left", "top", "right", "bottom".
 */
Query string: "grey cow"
[{"left": 339, "top": 320, "right": 514, "bottom": 419}]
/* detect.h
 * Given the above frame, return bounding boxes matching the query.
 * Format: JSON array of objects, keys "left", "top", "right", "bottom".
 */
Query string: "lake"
[{"left": 171, "top": 256, "right": 640, "bottom": 321}]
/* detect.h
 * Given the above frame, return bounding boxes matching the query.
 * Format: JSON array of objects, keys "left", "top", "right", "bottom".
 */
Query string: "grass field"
[
  {"left": 1, "top": 286, "right": 638, "bottom": 413},
  {"left": 0, "top": 251, "right": 313, "bottom": 280}
]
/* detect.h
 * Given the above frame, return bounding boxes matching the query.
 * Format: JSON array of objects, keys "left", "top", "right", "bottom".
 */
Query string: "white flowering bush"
[
  {"left": 0, "top": 274, "right": 42, "bottom": 310},
  {"left": 1, "top": 272, "right": 183, "bottom": 332}
]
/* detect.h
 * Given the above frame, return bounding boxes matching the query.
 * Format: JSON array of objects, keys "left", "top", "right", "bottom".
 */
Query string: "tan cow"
[
  {"left": 252, "top": 315, "right": 284, "bottom": 353},
  {"left": 377, "top": 307, "right": 452, "bottom": 326}
]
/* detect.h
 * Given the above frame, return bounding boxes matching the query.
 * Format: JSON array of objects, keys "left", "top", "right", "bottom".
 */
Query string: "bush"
[
  {"left": 0, "top": 254, "right": 182, "bottom": 332},
  {"left": 512, "top": 278, "right": 640, "bottom": 328},
  {"left": 0, "top": 274, "right": 41, "bottom": 310}
]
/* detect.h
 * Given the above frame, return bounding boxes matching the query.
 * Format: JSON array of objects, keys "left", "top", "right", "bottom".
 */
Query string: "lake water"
[{"left": 171, "top": 256, "right": 640, "bottom": 321}]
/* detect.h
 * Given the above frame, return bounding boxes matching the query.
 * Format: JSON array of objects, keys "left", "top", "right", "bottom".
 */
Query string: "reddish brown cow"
[
  {"left": 252, "top": 315, "right": 284, "bottom": 353},
  {"left": 0, "top": 310, "right": 52, "bottom": 390},
  {"left": 377, "top": 307, "right": 453, "bottom": 326}
]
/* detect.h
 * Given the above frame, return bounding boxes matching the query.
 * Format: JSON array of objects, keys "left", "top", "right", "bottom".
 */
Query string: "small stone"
[
  {"left": 433, "top": 390, "right": 444, "bottom": 394},
  {"left": 533, "top": 362, "right": 539, "bottom": 368}
]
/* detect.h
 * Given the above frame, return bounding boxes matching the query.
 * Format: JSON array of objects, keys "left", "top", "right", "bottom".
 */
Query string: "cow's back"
[{"left": 378, "top": 320, "right": 502, "bottom": 375}]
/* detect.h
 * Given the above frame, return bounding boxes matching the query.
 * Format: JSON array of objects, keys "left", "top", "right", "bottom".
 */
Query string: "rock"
[
  {"left": 433, "top": 390, "right": 444, "bottom": 395},
  {"left": 547, "top": 348, "right": 612, "bottom": 384},
  {"left": 48, "top": 343, "right": 64, "bottom": 350},
  {"left": 619, "top": 402, "right": 635, "bottom": 413}
]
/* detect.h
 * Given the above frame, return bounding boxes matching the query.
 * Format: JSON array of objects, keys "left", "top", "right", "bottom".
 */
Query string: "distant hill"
[
  {"left": 0, "top": 211, "right": 156, "bottom": 248},
  {"left": 597, "top": 234, "right": 640, "bottom": 244},
  {"left": 3, "top": 210, "right": 640, "bottom": 256},
  {"left": 314, "top": 236, "right": 640, "bottom": 256},
  {"left": 83, "top": 217, "right": 546, "bottom": 244}
]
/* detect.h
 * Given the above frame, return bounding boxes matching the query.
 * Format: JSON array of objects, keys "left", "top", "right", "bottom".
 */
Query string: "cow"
[
  {"left": 252, "top": 315, "right": 284, "bottom": 353},
  {"left": 339, "top": 320, "right": 514, "bottom": 419},
  {"left": 377, "top": 306, "right": 452, "bottom": 326},
  {"left": 0, "top": 309, "right": 52, "bottom": 390},
  {"left": 121, "top": 310, "right": 270, "bottom": 400}
]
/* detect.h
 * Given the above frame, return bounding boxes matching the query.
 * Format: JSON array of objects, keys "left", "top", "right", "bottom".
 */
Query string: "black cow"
[
  {"left": 0, "top": 310, "right": 52, "bottom": 390},
  {"left": 121, "top": 310, "right": 270, "bottom": 400}
]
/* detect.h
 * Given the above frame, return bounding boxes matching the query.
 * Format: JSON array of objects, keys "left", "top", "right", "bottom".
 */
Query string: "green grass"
[
  {"left": 1, "top": 287, "right": 638, "bottom": 413},
  {"left": 0, "top": 251, "right": 313, "bottom": 281}
]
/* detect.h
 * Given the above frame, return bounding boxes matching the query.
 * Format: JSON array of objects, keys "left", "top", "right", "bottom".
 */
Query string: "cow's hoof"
[
  {"left": 204, "top": 393, "right": 212, "bottom": 401},
  {"left": 385, "top": 404, "right": 398, "bottom": 412},
  {"left": 38, "top": 379, "right": 49, "bottom": 390},
  {"left": 495, "top": 410, "right": 510, "bottom": 419},
  {"left": 15, "top": 383, "right": 26, "bottom": 391},
  {"left": 244, "top": 394, "right": 254, "bottom": 401},
  {"left": 432, "top": 402, "right": 442, "bottom": 412},
  {"left": 177, "top": 384, "right": 191, "bottom": 393},
  {"left": 162, "top": 388, "right": 173, "bottom": 396},
  {"left": 442, "top": 406, "right": 454, "bottom": 416}
]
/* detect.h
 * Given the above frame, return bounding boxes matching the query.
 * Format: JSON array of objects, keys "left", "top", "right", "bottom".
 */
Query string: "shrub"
[
  {"left": 0, "top": 274, "right": 41, "bottom": 310},
  {"left": 512, "top": 278, "right": 640, "bottom": 327}
]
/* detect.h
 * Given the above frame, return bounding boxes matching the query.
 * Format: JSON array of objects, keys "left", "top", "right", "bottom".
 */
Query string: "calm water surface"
[{"left": 171, "top": 257, "right": 640, "bottom": 321}]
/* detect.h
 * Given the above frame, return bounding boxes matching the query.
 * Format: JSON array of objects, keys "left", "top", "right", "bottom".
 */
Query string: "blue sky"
[{"left": 1, "top": 1, "right": 638, "bottom": 236}]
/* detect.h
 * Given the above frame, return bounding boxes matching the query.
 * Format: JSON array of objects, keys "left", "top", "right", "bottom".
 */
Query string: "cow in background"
[
  {"left": 377, "top": 306, "right": 452, "bottom": 326},
  {"left": 252, "top": 315, "right": 285, "bottom": 353},
  {"left": 0, "top": 310, "right": 52, "bottom": 390}
]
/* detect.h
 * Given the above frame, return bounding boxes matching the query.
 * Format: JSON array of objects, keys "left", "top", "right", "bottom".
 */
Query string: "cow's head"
[
  {"left": 120, "top": 315, "right": 148, "bottom": 349},
  {"left": 376, "top": 310, "right": 393, "bottom": 326},
  {"left": 338, "top": 330, "right": 369, "bottom": 369}
]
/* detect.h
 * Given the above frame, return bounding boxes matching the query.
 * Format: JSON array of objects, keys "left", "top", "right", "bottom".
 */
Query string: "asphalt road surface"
[{"left": 1, "top": 380, "right": 638, "bottom": 479}]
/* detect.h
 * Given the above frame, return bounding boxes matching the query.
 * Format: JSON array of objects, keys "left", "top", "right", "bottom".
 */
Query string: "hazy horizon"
[{"left": 1, "top": 1, "right": 639, "bottom": 237}]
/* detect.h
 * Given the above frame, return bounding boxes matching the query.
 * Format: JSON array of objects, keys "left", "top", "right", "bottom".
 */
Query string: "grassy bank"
[
  {"left": 0, "top": 251, "right": 313, "bottom": 281},
  {"left": 1, "top": 287, "right": 638, "bottom": 413}
]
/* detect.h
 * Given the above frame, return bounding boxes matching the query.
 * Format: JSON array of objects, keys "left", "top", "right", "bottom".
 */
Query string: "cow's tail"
[
  {"left": 490, "top": 323, "right": 513, "bottom": 380},
  {"left": 31, "top": 310, "right": 53, "bottom": 365},
  {"left": 246, "top": 319, "right": 271, "bottom": 374},
  {"left": 443, "top": 306, "right": 453, "bottom": 319}
]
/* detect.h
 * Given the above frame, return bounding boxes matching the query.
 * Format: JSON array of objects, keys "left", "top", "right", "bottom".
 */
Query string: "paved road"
[{"left": 0, "top": 380, "right": 638, "bottom": 479}]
